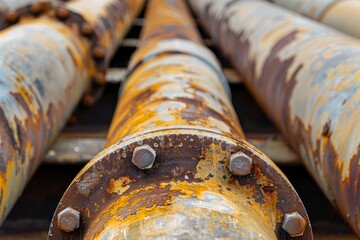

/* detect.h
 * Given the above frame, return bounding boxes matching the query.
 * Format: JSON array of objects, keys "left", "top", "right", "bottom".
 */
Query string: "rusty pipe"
[
  {"left": 189, "top": 0, "right": 360, "bottom": 236},
  {"left": 55, "top": 0, "right": 145, "bottom": 104},
  {"left": 0, "top": 0, "right": 144, "bottom": 226},
  {"left": 268, "top": 0, "right": 360, "bottom": 39},
  {"left": 49, "top": 0, "right": 312, "bottom": 239}
]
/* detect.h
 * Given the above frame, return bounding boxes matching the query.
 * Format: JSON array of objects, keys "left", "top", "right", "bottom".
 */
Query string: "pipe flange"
[{"left": 49, "top": 128, "right": 312, "bottom": 239}]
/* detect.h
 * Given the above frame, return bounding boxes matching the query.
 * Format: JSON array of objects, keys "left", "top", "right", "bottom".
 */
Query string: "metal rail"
[
  {"left": 49, "top": 0, "right": 312, "bottom": 239},
  {"left": 189, "top": 0, "right": 360, "bottom": 237},
  {"left": 0, "top": 0, "right": 144, "bottom": 226}
]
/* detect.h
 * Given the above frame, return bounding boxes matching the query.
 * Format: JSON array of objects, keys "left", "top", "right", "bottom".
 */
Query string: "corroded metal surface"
[
  {"left": 55, "top": 0, "right": 145, "bottom": 104},
  {"left": 0, "top": 0, "right": 143, "bottom": 227},
  {"left": 190, "top": 0, "right": 360, "bottom": 236},
  {"left": 49, "top": 0, "right": 312, "bottom": 239},
  {"left": 269, "top": 0, "right": 360, "bottom": 38},
  {"left": 0, "top": 0, "right": 55, "bottom": 30},
  {"left": 0, "top": 17, "right": 90, "bottom": 226}
]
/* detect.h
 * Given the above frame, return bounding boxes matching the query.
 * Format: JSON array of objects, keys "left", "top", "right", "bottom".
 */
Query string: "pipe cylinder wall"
[{"left": 189, "top": 0, "right": 360, "bottom": 236}]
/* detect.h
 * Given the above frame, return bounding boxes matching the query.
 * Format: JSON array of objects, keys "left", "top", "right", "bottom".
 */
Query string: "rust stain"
[
  {"left": 0, "top": 0, "right": 144, "bottom": 227},
  {"left": 49, "top": 0, "right": 311, "bottom": 239},
  {"left": 190, "top": 0, "right": 359, "bottom": 236},
  {"left": 107, "top": 176, "right": 135, "bottom": 195}
]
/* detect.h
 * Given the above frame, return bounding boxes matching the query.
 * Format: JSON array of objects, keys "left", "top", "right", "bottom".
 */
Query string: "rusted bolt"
[
  {"left": 57, "top": 207, "right": 80, "bottom": 233},
  {"left": 93, "top": 46, "right": 106, "bottom": 60},
  {"left": 31, "top": 3, "right": 45, "bottom": 15},
  {"left": 94, "top": 72, "right": 106, "bottom": 85},
  {"left": 282, "top": 212, "right": 307, "bottom": 237},
  {"left": 81, "top": 23, "right": 94, "bottom": 36},
  {"left": 132, "top": 144, "right": 156, "bottom": 169},
  {"left": 82, "top": 94, "right": 96, "bottom": 107},
  {"left": 56, "top": 7, "right": 70, "bottom": 20},
  {"left": 5, "top": 11, "right": 18, "bottom": 23},
  {"left": 229, "top": 152, "right": 252, "bottom": 176}
]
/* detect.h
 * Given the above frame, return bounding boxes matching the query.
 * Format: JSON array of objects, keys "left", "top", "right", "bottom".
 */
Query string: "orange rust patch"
[{"left": 107, "top": 176, "right": 136, "bottom": 195}]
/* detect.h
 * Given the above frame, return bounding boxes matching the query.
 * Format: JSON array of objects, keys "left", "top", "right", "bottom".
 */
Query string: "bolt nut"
[
  {"left": 57, "top": 207, "right": 80, "bottom": 232},
  {"left": 81, "top": 23, "right": 94, "bottom": 36},
  {"left": 132, "top": 144, "right": 156, "bottom": 169},
  {"left": 94, "top": 72, "right": 106, "bottom": 85},
  {"left": 56, "top": 7, "right": 70, "bottom": 20},
  {"left": 229, "top": 152, "right": 252, "bottom": 176},
  {"left": 82, "top": 94, "right": 95, "bottom": 106},
  {"left": 282, "top": 212, "right": 307, "bottom": 237},
  {"left": 5, "top": 11, "right": 18, "bottom": 23},
  {"left": 92, "top": 46, "right": 105, "bottom": 60},
  {"left": 31, "top": 3, "right": 45, "bottom": 15}
]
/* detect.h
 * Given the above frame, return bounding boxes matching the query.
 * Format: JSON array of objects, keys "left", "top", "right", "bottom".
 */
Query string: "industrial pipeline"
[
  {"left": 0, "top": 0, "right": 144, "bottom": 225},
  {"left": 48, "top": 0, "right": 312, "bottom": 239},
  {"left": 268, "top": 0, "right": 360, "bottom": 38},
  {"left": 189, "top": 0, "right": 360, "bottom": 237}
]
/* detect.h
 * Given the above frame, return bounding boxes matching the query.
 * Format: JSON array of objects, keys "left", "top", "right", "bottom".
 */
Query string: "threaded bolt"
[
  {"left": 282, "top": 212, "right": 307, "bottom": 237},
  {"left": 132, "top": 144, "right": 156, "bottom": 169},
  {"left": 229, "top": 152, "right": 252, "bottom": 176},
  {"left": 57, "top": 207, "right": 80, "bottom": 233}
]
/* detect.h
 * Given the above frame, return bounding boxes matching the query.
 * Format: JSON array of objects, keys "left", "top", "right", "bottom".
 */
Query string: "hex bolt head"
[
  {"left": 132, "top": 144, "right": 156, "bottom": 169},
  {"left": 94, "top": 72, "right": 106, "bottom": 85},
  {"left": 31, "top": 3, "right": 45, "bottom": 15},
  {"left": 92, "top": 46, "right": 105, "bottom": 60},
  {"left": 82, "top": 94, "right": 95, "bottom": 107},
  {"left": 282, "top": 212, "right": 307, "bottom": 237},
  {"left": 56, "top": 7, "right": 70, "bottom": 20},
  {"left": 81, "top": 23, "right": 94, "bottom": 36},
  {"left": 57, "top": 207, "right": 81, "bottom": 233},
  {"left": 5, "top": 11, "right": 18, "bottom": 23},
  {"left": 229, "top": 152, "right": 252, "bottom": 176}
]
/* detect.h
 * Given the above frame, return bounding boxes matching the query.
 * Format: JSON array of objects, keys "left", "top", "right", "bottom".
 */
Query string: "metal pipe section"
[
  {"left": 189, "top": 0, "right": 360, "bottom": 236},
  {"left": 268, "top": 0, "right": 360, "bottom": 39},
  {"left": 0, "top": 0, "right": 143, "bottom": 226},
  {"left": 55, "top": 0, "right": 145, "bottom": 104},
  {"left": 49, "top": 0, "right": 312, "bottom": 239}
]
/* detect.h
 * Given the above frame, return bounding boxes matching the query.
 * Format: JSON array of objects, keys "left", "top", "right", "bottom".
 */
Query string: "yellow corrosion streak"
[{"left": 85, "top": 140, "right": 280, "bottom": 240}]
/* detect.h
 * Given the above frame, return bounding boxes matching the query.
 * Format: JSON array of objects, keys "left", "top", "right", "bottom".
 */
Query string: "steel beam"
[
  {"left": 49, "top": 0, "right": 312, "bottom": 239},
  {"left": 189, "top": 0, "right": 360, "bottom": 236}
]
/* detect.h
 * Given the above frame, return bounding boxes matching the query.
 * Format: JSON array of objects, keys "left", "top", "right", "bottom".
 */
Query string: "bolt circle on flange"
[
  {"left": 132, "top": 144, "right": 156, "bottom": 169},
  {"left": 228, "top": 151, "right": 252, "bottom": 177},
  {"left": 57, "top": 207, "right": 81, "bottom": 233},
  {"left": 282, "top": 212, "right": 307, "bottom": 237}
]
